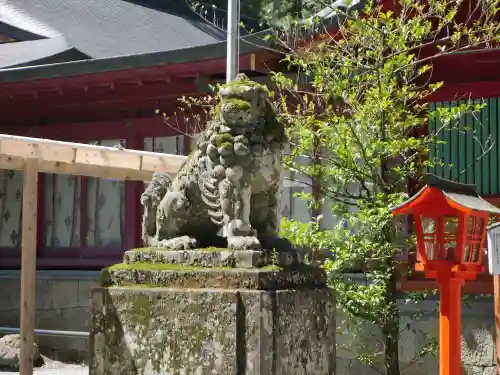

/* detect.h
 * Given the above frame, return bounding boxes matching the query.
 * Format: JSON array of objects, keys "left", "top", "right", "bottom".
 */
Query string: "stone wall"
[
  {"left": 337, "top": 298, "right": 497, "bottom": 375},
  {"left": 0, "top": 270, "right": 99, "bottom": 363},
  {"left": 0, "top": 270, "right": 497, "bottom": 373}
]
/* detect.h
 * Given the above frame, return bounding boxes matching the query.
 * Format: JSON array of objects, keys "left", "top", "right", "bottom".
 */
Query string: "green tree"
[
  {"left": 188, "top": 0, "right": 319, "bottom": 26},
  {"left": 270, "top": 1, "right": 500, "bottom": 374},
  {"left": 169, "top": 1, "right": 500, "bottom": 373}
]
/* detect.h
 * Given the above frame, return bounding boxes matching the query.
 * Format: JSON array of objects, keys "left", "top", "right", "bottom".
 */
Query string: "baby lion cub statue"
[{"left": 141, "top": 74, "right": 287, "bottom": 250}]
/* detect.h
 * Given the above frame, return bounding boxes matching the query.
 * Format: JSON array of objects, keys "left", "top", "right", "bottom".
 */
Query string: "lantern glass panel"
[
  {"left": 443, "top": 216, "right": 458, "bottom": 261},
  {"left": 421, "top": 217, "right": 437, "bottom": 260},
  {"left": 463, "top": 216, "right": 485, "bottom": 264},
  {"left": 420, "top": 216, "right": 458, "bottom": 261}
]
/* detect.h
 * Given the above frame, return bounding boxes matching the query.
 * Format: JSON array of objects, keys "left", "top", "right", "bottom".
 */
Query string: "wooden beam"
[
  {"left": 0, "top": 155, "right": 151, "bottom": 180},
  {"left": 0, "top": 155, "right": 185, "bottom": 180},
  {"left": 124, "top": 132, "right": 143, "bottom": 249},
  {"left": 0, "top": 134, "right": 187, "bottom": 180},
  {"left": 19, "top": 158, "right": 38, "bottom": 375}
]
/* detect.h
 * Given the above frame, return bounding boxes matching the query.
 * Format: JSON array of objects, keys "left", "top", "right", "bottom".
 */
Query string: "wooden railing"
[{"left": 0, "top": 133, "right": 187, "bottom": 375}]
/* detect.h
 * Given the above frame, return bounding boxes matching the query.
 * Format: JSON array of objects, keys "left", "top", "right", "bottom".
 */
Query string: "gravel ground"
[
  {"left": 1, "top": 359, "right": 88, "bottom": 375},
  {"left": 1, "top": 366, "right": 88, "bottom": 375}
]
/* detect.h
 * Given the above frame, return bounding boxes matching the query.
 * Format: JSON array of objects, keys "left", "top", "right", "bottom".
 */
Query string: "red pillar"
[{"left": 438, "top": 275, "right": 464, "bottom": 375}]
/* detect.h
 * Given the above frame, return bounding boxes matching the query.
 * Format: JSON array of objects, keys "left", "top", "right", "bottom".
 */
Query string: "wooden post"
[
  {"left": 125, "top": 133, "right": 142, "bottom": 249},
  {"left": 494, "top": 276, "right": 500, "bottom": 374},
  {"left": 19, "top": 158, "right": 39, "bottom": 375}
]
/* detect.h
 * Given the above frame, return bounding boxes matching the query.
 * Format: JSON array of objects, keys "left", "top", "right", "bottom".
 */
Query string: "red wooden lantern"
[
  {"left": 391, "top": 174, "right": 500, "bottom": 375},
  {"left": 392, "top": 174, "right": 500, "bottom": 278}
]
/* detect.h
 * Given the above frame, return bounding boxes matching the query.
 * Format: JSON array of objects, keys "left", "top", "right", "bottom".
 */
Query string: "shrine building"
[{"left": 0, "top": 0, "right": 499, "bottom": 364}]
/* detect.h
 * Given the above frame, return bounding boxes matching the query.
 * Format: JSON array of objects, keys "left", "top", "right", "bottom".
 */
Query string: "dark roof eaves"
[
  {"left": 425, "top": 173, "right": 477, "bottom": 196},
  {"left": 0, "top": 30, "right": 273, "bottom": 84},
  {"left": 443, "top": 192, "right": 500, "bottom": 215},
  {"left": 7, "top": 48, "right": 91, "bottom": 69},
  {"left": 389, "top": 185, "right": 425, "bottom": 213},
  {"left": 0, "top": 21, "right": 46, "bottom": 41},
  {"left": 0, "top": 0, "right": 369, "bottom": 84}
]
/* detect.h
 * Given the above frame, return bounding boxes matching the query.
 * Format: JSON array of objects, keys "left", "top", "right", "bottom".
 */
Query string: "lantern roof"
[{"left": 391, "top": 174, "right": 500, "bottom": 216}]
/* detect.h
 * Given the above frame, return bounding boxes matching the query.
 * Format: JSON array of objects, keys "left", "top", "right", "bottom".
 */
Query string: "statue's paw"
[
  {"left": 227, "top": 236, "right": 261, "bottom": 251},
  {"left": 157, "top": 236, "right": 198, "bottom": 250}
]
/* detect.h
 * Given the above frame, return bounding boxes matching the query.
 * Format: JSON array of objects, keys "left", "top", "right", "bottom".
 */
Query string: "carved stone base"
[{"left": 89, "top": 249, "right": 336, "bottom": 375}]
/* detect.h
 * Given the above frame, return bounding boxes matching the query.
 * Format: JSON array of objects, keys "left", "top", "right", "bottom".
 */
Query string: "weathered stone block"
[
  {"left": 1, "top": 280, "right": 19, "bottom": 311},
  {"left": 90, "top": 286, "right": 335, "bottom": 375},
  {"left": 48, "top": 280, "right": 80, "bottom": 309},
  {"left": 91, "top": 246, "right": 335, "bottom": 375},
  {"left": 78, "top": 280, "right": 100, "bottom": 307},
  {"left": 482, "top": 366, "right": 498, "bottom": 375},
  {"left": 461, "top": 321, "right": 495, "bottom": 366},
  {"left": 36, "top": 309, "right": 64, "bottom": 331},
  {"left": 463, "top": 366, "right": 481, "bottom": 375},
  {"left": 35, "top": 279, "right": 53, "bottom": 310},
  {"left": 123, "top": 248, "right": 308, "bottom": 269},
  {"left": 102, "top": 264, "right": 326, "bottom": 290},
  {"left": 0, "top": 334, "right": 43, "bottom": 370}
]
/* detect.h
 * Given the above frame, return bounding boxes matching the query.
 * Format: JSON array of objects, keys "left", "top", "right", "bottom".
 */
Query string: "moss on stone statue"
[
  {"left": 106, "top": 263, "right": 224, "bottom": 272},
  {"left": 106, "top": 262, "right": 283, "bottom": 272},
  {"left": 129, "top": 293, "right": 153, "bottom": 326},
  {"left": 201, "top": 246, "right": 229, "bottom": 252},
  {"left": 264, "top": 101, "right": 285, "bottom": 139},
  {"left": 223, "top": 75, "right": 270, "bottom": 95},
  {"left": 130, "top": 247, "right": 159, "bottom": 252},
  {"left": 260, "top": 265, "right": 282, "bottom": 271},
  {"left": 124, "top": 283, "right": 164, "bottom": 289},
  {"left": 106, "top": 261, "right": 267, "bottom": 273},
  {"left": 90, "top": 282, "right": 335, "bottom": 374},
  {"left": 129, "top": 247, "right": 231, "bottom": 253},
  {"left": 214, "top": 133, "right": 234, "bottom": 146},
  {"left": 225, "top": 98, "right": 252, "bottom": 110},
  {"left": 101, "top": 262, "right": 326, "bottom": 289},
  {"left": 220, "top": 75, "right": 282, "bottom": 140}
]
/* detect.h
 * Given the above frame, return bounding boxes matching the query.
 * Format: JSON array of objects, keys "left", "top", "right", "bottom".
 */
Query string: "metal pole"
[
  {"left": 0, "top": 327, "right": 89, "bottom": 338},
  {"left": 226, "top": 0, "right": 240, "bottom": 83}
]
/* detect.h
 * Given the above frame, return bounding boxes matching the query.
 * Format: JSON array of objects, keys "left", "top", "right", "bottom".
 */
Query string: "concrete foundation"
[
  {"left": 0, "top": 271, "right": 99, "bottom": 362},
  {"left": 0, "top": 270, "right": 497, "bottom": 374},
  {"left": 89, "top": 248, "right": 336, "bottom": 375}
]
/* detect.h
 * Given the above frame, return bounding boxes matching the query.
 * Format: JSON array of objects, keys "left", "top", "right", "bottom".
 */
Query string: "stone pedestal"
[{"left": 89, "top": 248, "right": 336, "bottom": 375}]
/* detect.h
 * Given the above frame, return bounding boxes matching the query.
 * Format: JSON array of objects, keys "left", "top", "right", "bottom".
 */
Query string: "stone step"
[
  {"left": 101, "top": 263, "right": 326, "bottom": 290},
  {"left": 123, "top": 248, "right": 309, "bottom": 268}
]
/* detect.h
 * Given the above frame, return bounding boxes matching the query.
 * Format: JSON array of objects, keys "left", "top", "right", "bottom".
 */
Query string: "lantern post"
[{"left": 391, "top": 174, "right": 500, "bottom": 375}]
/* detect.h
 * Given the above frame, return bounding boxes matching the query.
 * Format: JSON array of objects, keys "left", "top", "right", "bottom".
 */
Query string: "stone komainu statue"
[{"left": 141, "top": 74, "right": 287, "bottom": 250}]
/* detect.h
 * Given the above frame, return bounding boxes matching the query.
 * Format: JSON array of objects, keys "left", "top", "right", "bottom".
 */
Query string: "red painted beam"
[
  {"left": 0, "top": 93, "right": 203, "bottom": 126},
  {"left": 0, "top": 81, "right": 199, "bottom": 109},
  {"left": 430, "top": 49, "right": 500, "bottom": 85},
  {"left": 0, "top": 116, "right": 195, "bottom": 141},
  {"left": 429, "top": 79, "right": 500, "bottom": 101},
  {"left": 252, "top": 50, "right": 282, "bottom": 73},
  {"left": 0, "top": 53, "right": 260, "bottom": 93}
]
